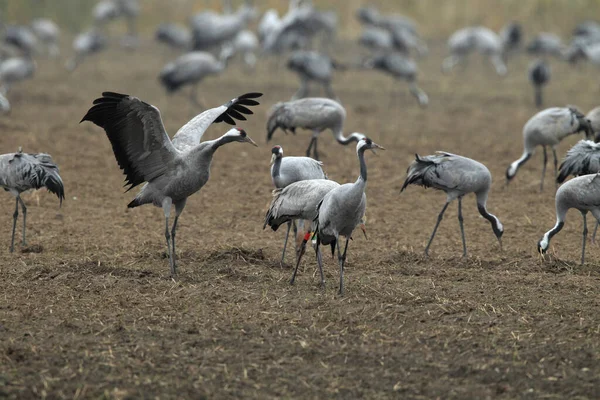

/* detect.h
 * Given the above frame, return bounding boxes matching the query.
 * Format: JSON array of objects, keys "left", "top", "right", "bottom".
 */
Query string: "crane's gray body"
[
  {"left": 539, "top": 173, "right": 600, "bottom": 264},
  {"left": 287, "top": 51, "right": 337, "bottom": 100},
  {"left": 271, "top": 156, "right": 325, "bottom": 188},
  {"left": 443, "top": 26, "right": 507, "bottom": 75},
  {"left": 402, "top": 152, "right": 503, "bottom": 256},
  {"left": 317, "top": 181, "right": 366, "bottom": 243},
  {"left": 265, "top": 179, "right": 339, "bottom": 230}
]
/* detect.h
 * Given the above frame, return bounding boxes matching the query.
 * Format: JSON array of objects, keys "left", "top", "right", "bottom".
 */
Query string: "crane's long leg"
[
  {"left": 409, "top": 81, "right": 429, "bottom": 108},
  {"left": 313, "top": 137, "right": 319, "bottom": 160},
  {"left": 290, "top": 230, "right": 311, "bottom": 285},
  {"left": 552, "top": 147, "right": 558, "bottom": 187},
  {"left": 10, "top": 198, "right": 18, "bottom": 253},
  {"left": 592, "top": 222, "right": 599, "bottom": 244},
  {"left": 457, "top": 197, "right": 467, "bottom": 258},
  {"left": 316, "top": 239, "right": 325, "bottom": 289},
  {"left": 280, "top": 221, "right": 293, "bottom": 266},
  {"left": 162, "top": 198, "right": 175, "bottom": 276},
  {"left": 540, "top": 146, "right": 548, "bottom": 191},
  {"left": 170, "top": 199, "right": 187, "bottom": 275},
  {"left": 337, "top": 236, "right": 350, "bottom": 296},
  {"left": 534, "top": 86, "right": 543, "bottom": 108},
  {"left": 581, "top": 212, "right": 588, "bottom": 265},
  {"left": 425, "top": 201, "right": 450, "bottom": 256},
  {"left": 18, "top": 196, "right": 27, "bottom": 246},
  {"left": 305, "top": 136, "right": 316, "bottom": 158}
]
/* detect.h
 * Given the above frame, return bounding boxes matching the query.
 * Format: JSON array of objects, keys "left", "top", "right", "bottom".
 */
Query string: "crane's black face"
[{"left": 537, "top": 240, "right": 547, "bottom": 254}]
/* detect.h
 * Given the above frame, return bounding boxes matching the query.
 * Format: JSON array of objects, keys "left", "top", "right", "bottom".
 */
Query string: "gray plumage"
[
  {"left": 401, "top": 152, "right": 503, "bottom": 257},
  {"left": 311, "top": 138, "right": 383, "bottom": 295},
  {"left": 94, "top": 0, "right": 139, "bottom": 38},
  {"left": 528, "top": 59, "right": 551, "bottom": 108},
  {"left": 266, "top": 97, "right": 365, "bottom": 160},
  {"left": 557, "top": 140, "right": 600, "bottom": 184},
  {"left": 0, "top": 150, "right": 64, "bottom": 252},
  {"left": 287, "top": 50, "right": 338, "bottom": 101},
  {"left": 190, "top": 4, "right": 256, "bottom": 51},
  {"left": 81, "top": 91, "right": 262, "bottom": 276},
  {"left": 66, "top": 30, "right": 107, "bottom": 72},
  {"left": 364, "top": 52, "right": 428, "bottom": 107},
  {"left": 538, "top": 173, "right": 600, "bottom": 265},
  {"left": 506, "top": 107, "right": 594, "bottom": 190},
  {"left": 4, "top": 25, "right": 37, "bottom": 55},
  {"left": 358, "top": 27, "right": 393, "bottom": 51},
  {"left": 262, "top": 5, "right": 336, "bottom": 54},
  {"left": 30, "top": 19, "right": 60, "bottom": 58},
  {"left": 0, "top": 56, "right": 35, "bottom": 94},
  {"left": 269, "top": 145, "right": 326, "bottom": 265},
  {"left": 270, "top": 145, "right": 325, "bottom": 188},
  {"left": 155, "top": 23, "right": 192, "bottom": 50},
  {"left": 159, "top": 50, "right": 233, "bottom": 108},
  {"left": 526, "top": 33, "right": 564, "bottom": 57},
  {"left": 585, "top": 106, "right": 600, "bottom": 141},
  {"left": 442, "top": 26, "right": 507, "bottom": 76}
]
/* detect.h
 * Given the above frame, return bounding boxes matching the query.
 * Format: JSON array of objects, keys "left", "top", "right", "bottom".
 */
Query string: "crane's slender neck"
[
  {"left": 476, "top": 191, "right": 502, "bottom": 235},
  {"left": 209, "top": 134, "right": 238, "bottom": 152},
  {"left": 335, "top": 127, "right": 364, "bottom": 145},
  {"left": 357, "top": 147, "right": 368, "bottom": 183},
  {"left": 271, "top": 156, "right": 282, "bottom": 179}
]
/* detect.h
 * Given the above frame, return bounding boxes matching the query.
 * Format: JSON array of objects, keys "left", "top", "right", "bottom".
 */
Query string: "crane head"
[
  {"left": 270, "top": 145, "right": 283, "bottom": 165},
  {"left": 225, "top": 127, "right": 258, "bottom": 147}
]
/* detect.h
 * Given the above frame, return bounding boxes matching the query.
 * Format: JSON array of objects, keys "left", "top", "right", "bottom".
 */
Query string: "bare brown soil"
[{"left": 1, "top": 40, "right": 599, "bottom": 399}]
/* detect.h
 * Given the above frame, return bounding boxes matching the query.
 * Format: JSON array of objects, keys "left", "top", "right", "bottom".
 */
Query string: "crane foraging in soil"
[
  {"left": 401, "top": 152, "right": 504, "bottom": 257},
  {"left": 81, "top": 91, "right": 262, "bottom": 276},
  {"left": 506, "top": 107, "right": 594, "bottom": 191},
  {"left": 538, "top": 173, "right": 600, "bottom": 265},
  {"left": 0, "top": 150, "right": 65, "bottom": 252}
]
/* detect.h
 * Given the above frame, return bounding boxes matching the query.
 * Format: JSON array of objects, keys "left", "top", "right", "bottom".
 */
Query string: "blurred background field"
[{"left": 3, "top": 0, "right": 600, "bottom": 37}]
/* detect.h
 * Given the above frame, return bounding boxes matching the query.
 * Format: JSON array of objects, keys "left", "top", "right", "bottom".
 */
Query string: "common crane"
[
  {"left": 363, "top": 52, "right": 428, "bottom": 107},
  {"left": 65, "top": 30, "right": 107, "bottom": 72},
  {"left": 312, "top": 137, "right": 383, "bottom": 295},
  {"left": 528, "top": 59, "right": 550, "bottom": 108},
  {"left": 30, "top": 19, "right": 60, "bottom": 58},
  {"left": 268, "top": 145, "right": 326, "bottom": 265},
  {"left": 506, "top": 107, "right": 593, "bottom": 191},
  {"left": 442, "top": 26, "right": 507, "bottom": 76},
  {"left": 287, "top": 50, "right": 339, "bottom": 101},
  {"left": 81, "top": 92, "right": 262, "bottom": 276},
  {"left": 0, "top": 55, "right": 35, "bottom": 94},
  {"left": 0, "top": 150, "right": 64, "bottom": 252},
  {"left": 401, "top": 152, "right": 504, "bottom": 257},
  {"left": 159, "top": 48, "right": 233, "bottom": 109},
  {"left": 538, "top": 173, "right": 600, "bottom": 265},
  {"left": 266, "top": 97, "right": 365, "bottom": 160}
]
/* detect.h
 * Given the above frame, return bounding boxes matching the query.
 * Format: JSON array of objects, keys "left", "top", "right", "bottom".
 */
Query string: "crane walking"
[
  {"left": 401, "top": 152, "right": 504, "bottom": 257},
  {"left": 81, "top": 91, "right": 262, "bottom": 276},
  {"left": 267, "top": 98, "right": 365, "bottom": 160},
  {"left": 0, "top": 150, "right": 65, "bottom": 252}
]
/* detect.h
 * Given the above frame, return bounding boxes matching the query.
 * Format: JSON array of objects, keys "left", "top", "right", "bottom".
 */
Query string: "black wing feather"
[{"left": 213, "top": 92, "right": 263, "bottom": 125}]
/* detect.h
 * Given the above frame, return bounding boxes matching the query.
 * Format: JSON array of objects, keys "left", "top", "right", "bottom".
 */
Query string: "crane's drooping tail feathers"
[
  {"left": 401, "top": 154, "right": 436, "bottom": 191},
  {"left": 21, "top": 153, "right": 65, "bottom": 205},
  {"left": 266, "top": 102, "right": 287, "bottom": 141},
  {"left": 263, "top": 188, "right": 285, "bottom": 231},
  {"left": 557, "top": 142, "right": 600, "bottom": 183}
]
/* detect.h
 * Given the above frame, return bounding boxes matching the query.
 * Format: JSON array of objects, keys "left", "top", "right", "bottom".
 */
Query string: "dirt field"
[{"left": 1, "top": 36, "right": 600, "bottom": 399}]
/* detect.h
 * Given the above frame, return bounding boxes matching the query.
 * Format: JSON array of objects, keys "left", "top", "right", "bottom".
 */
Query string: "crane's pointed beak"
[
  {"left": 270, "top": 153, "right": 276, "bottom": 165},
  {"left": 371, "top": 142, "right": 385, "bottom": 155},
  {"left": 245, "top": 136, "right": 258, "bottom": 147}
]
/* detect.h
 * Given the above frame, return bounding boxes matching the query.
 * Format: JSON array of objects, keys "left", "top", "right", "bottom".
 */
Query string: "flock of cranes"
[{"left": 4, "top": 1, "right": 600, "bottom": 295}]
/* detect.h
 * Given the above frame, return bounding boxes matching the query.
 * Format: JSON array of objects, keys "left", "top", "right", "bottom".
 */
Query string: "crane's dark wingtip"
[{"left": 240, "top": 92, "right": 263, "bottom": 99}]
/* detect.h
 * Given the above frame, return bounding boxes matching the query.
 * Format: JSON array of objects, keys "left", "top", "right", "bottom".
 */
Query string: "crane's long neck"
[
  {"left": 334, "top": 126, "right": 364, "bottom": 145},
  {"left": 271, "top": 157, "right": 281, "bottom": 179},
  {"left": 476, "top": 190, "right": 502, "bottom": 236},
  {"left": 357, "top": 147, "right": 368, "bottom": 184},
  {"left": 209, "top": 134, "right": 238, "bottom": 151}
]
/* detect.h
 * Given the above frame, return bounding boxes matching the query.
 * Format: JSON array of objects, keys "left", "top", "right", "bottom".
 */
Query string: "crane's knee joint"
[{"left": 13, "top": 210, "right": 18, "bottom": 219}]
